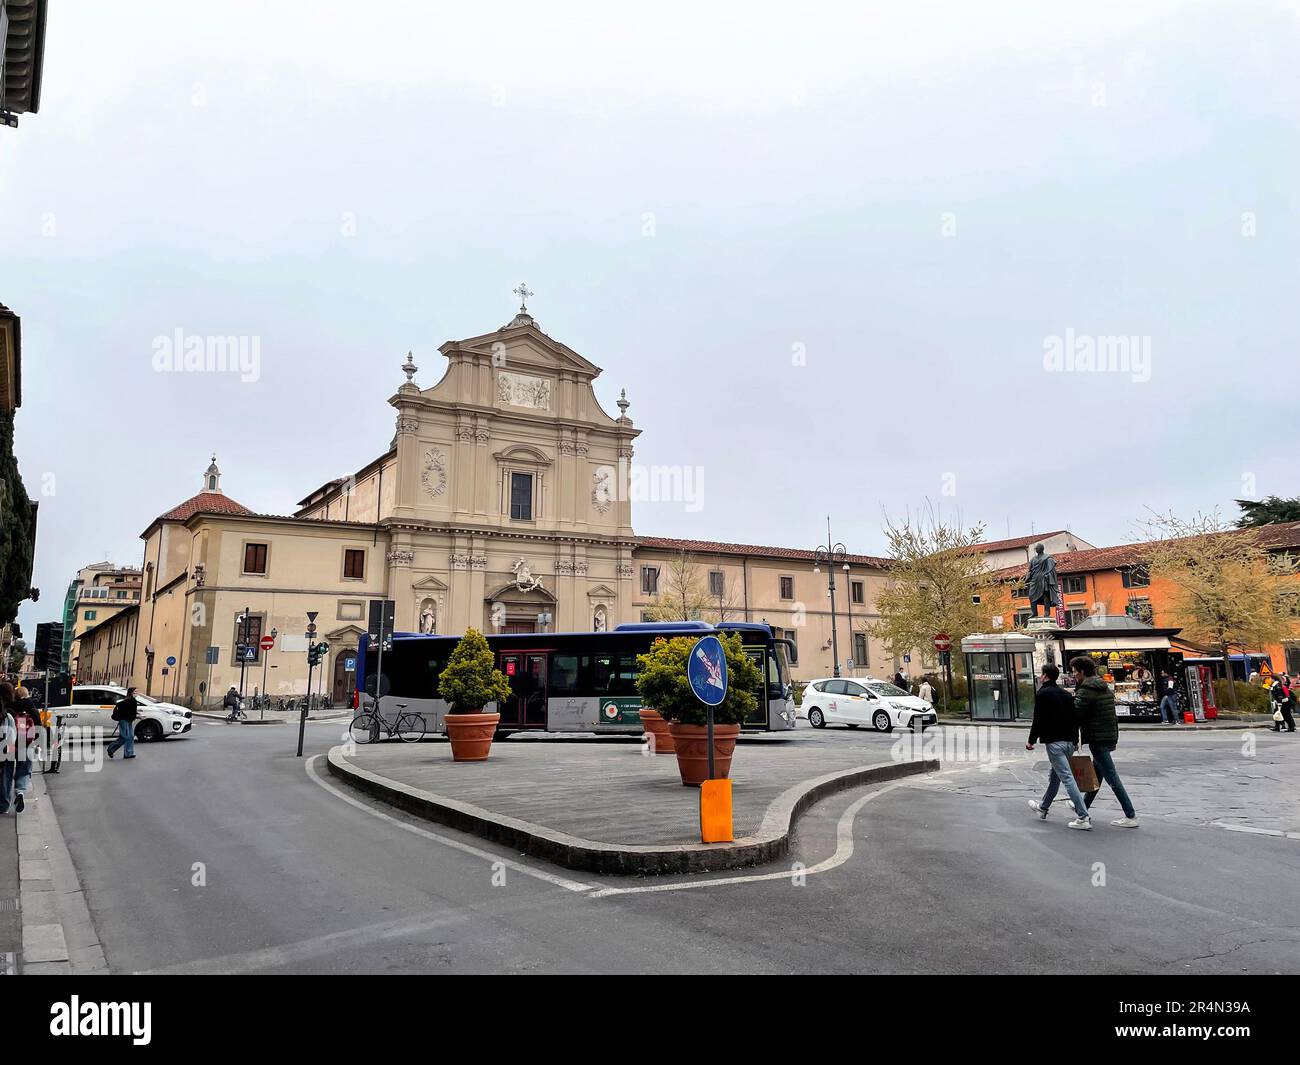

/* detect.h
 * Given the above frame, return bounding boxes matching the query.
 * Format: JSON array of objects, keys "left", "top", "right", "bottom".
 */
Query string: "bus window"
[
  {"left": 550, "top": 654, "right": 581, "bottom": 697},
  {"left": 611, "top": 654, "right": 638, "bottom": 696},
  {"left": 774, "top": 642, "right": 792, "bottom": 688},
  {"left": 590, "top": 654, "right": 616, "bottom": 694},
  {"left": 588, "top": 653, "right": 637, "bottom": 696}
]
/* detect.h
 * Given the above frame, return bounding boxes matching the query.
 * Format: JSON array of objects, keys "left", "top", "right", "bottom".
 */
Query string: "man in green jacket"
[{"left": 1071, "top": 656, "right": 1139, "bottom": 828}]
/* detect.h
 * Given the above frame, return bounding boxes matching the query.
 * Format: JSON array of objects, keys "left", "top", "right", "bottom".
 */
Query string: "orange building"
[{"left": 991, "top": 521, "right": 1300, "bottom": 677}]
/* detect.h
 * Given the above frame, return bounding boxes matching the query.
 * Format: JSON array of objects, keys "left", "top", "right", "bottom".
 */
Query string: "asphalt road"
[{"left": 43, "top": 719, "right": 1300, "bottom": 974}]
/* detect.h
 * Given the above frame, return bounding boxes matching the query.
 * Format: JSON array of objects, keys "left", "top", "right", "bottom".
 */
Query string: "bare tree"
[
  {"left": 643, "top": 552, "right": 743, "bottom": 623},
  {"left": 1140, "top": 511, "right": 1299, "bottom": 712},
  {"left": 869, "top": 506, "right": 998, "bottom": 698}
]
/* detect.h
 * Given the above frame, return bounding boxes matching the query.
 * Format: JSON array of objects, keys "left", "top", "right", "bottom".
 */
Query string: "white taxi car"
[
  {"left": 48, "top": 684, "right": 194, "bottom": 742},
  {"left": 800, "top": 677, "right": 937, "bottom": 732}
]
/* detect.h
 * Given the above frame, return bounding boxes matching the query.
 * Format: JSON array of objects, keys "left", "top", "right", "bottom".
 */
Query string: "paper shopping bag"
[{"left": 1070, "top": 753, "right": 1099, "bottom": 793}]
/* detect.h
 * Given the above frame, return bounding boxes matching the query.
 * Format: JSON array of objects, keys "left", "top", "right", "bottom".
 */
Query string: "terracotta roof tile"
[
  {"left": 966, "top": 530, "right": 1070, "bottom": 553},
  {"left": 155, "top": 492, "right": 253, "bottom": 523},
  {"left": 637, "top": 535, "right": 891, "bottom": 567},
  {"left": 992, "top": 521, "right": 1300, "bottom": 580}
]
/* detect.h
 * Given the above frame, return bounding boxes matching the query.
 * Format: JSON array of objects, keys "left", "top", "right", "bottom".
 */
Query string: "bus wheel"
[{"left": 808, "top": 708, "right": 825, "bottom": 729}]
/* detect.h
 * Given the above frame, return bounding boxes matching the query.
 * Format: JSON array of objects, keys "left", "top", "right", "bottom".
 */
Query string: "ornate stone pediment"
[{"left": 412, "top": 574, "right": 448, "bottom": 592}]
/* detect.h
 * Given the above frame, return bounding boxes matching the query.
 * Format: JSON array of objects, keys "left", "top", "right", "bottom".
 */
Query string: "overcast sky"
[{"left": 5, "top": 1, "right": 1298, "bottom": 633}]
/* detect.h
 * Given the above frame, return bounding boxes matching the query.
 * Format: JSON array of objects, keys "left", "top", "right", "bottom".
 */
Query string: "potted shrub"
[
  {"left": 437, "top": 627, "right": 513, "bottom": 762},
  {"left": 638, "top": 707, "right": 675, "bottom": 754},
  {"left": 635, "top": 633, "right": 762, "bottom": 786}
]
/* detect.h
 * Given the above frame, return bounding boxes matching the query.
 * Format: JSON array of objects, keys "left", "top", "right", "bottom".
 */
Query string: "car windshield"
[
  {"left": 867, "top": 682, "right": 909, "bottom": 698},
  {"left": 133, "top": 694, "right": 157, "bottom": 704}
]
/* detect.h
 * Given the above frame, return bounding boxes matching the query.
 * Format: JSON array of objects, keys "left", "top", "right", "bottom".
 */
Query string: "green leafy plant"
[
  {"left": 635, "top": 633, "right": 761, "bottom": 726},
  {"left": 1213, "top": 678, "right": 1270, "bottom": 716},
  {"left": 437, "top": 627, "right": 512, "bottom": 714}
]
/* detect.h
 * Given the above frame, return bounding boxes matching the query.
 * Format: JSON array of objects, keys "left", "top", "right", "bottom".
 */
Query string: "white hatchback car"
[
  {"left": 48, "top": 684, "right": 194, "bottom": 742},
  {"left": 801, "top": 677, "right": 937, "bottom": 732}
]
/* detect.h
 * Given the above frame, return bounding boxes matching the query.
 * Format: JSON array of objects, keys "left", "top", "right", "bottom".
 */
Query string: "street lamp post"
[
  {"left": 843, "top": 560, "right": 854, "bottom": 674},
  {"left": 813, "top": 519, "right": 848, "bottom": 678}
]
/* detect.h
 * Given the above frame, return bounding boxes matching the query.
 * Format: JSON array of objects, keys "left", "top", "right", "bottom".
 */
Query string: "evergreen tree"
[
  {"left": 1235, "top": 495, "right": 1300, "bottom": 527},
  {"left": 0, "top": 413, "right": 37, "bottom": 625}
]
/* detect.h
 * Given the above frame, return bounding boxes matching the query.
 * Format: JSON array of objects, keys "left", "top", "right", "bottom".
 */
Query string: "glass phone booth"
[{"left": 961, "top": 632, "right": 1036, "bottom": 721}]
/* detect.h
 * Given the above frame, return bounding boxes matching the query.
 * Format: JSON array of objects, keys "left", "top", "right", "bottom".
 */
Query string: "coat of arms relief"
[{"left": 421, "top": 448, "right": 448, "bottom": 498}]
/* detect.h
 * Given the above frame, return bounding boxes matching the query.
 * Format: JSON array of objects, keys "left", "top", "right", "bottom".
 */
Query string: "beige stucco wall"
[
  {"left": 126, "top": 514, "right": 392, "bottom": 703},
  {"left": 628, "top": 548, "right": 914, "bottom": 681}
]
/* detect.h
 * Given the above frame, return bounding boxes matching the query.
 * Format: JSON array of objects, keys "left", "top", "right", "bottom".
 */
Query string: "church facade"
[
  {"left": 295, "top": 301, "right": 639, "bottom": 640},
  {"left": 88, "top": 299, "right": 910, "bottom": 705}
]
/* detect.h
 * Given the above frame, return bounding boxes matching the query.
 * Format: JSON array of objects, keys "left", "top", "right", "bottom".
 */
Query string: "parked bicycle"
[{"left": 349, "top": 702, "right": 425, "bottom": 744}]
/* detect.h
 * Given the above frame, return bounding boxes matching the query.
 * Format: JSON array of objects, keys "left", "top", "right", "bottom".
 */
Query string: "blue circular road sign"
[
  {"left": 166, "top": 656, "right": 176, "bottom": 666},
  {"left": 687, "top": 635, "right": 728, "bottom": 707}
]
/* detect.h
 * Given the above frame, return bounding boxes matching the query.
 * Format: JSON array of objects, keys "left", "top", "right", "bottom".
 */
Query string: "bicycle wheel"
[
  {"left": 395, "top": 713, "right": 426, "bottom": 743},
  {"left": 349, "top": 713, "right": 383, "bottom": 745}
]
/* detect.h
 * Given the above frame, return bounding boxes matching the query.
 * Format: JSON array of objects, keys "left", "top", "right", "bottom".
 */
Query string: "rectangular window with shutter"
[
  {"left": 243, "top": 543, "right": 269, "bottom": 575},
  {"left": 343, "top": 549, "right": 365, "bottom": 580}
]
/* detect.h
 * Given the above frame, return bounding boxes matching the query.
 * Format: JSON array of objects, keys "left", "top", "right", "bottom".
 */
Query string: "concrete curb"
[
  {"left": 326, "top": 746, "right": 939, "bottom": 876},
  {"left": 932, "top": 718, "right": 1271, "bottom": 732},
  {"left": 17, "top": 771, "right": 109, "bottom": 975},
  {"left": 192, "top": 711, "right": 349, "bottom": 725}
]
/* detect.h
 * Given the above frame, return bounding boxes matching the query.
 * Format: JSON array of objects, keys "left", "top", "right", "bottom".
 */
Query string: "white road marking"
[
  {"left": 587, "top": 780, "right": 915, "bottom": 898},
  {"left": 305, "top": 754, "right": 596, "bottom": 894}
]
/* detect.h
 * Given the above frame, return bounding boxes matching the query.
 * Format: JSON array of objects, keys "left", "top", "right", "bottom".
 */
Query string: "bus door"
[
  {"left": 500, "top": 651, "right": 548, "bottom": 728},
  {"left": 743, "top": 649, "right": 770, "bottom": 727}
]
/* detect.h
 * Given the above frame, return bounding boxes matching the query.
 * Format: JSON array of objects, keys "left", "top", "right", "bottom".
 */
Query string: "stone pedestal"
[{"left": 1023, "top": 617, "right": 1060, "bottom": 680}]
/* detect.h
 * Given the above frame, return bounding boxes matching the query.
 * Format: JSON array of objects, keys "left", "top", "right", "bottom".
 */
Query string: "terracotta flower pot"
[
  {"left": 666, "top": 722, "right": 741, "bottom": 786},
  {"left": 638, "top": 708, "right": 676, "bottom": 754},
  {"left": 445, "top": 711, "right": 501, "bottom": 762}
]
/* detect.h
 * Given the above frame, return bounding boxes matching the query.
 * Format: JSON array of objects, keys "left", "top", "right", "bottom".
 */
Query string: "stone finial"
[{"left": 402, "top": 350, "right": 419, "bottom": 386}]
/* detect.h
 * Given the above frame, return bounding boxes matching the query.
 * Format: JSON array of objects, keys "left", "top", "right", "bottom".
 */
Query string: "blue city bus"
[
  {"left": 355, "top": 621, "right": 796, "bottom": 735},
  {"left": 1181, "top": 653, "right": 1274, "bottom": 682}
]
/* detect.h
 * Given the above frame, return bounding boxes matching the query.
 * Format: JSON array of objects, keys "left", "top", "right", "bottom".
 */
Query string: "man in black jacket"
[
  {"left": 1025, "top": 665, "right": 1092, "bottom": 829},
  {"left": 106, "top": 688, "right": 139, "bottom": 760}
]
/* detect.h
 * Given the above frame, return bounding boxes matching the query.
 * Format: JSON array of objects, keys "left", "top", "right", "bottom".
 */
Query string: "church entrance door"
[{"left": 333, "top": 649, "right": 357, "bottom": 705}]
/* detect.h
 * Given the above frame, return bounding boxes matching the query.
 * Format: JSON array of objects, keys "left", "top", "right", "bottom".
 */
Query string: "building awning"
[{"left": 1059, "top": 635, "right": 1173, "bottom": 652}]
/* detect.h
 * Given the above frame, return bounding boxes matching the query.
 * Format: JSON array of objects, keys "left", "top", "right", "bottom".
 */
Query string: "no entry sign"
[
  {"left": 933, "top": 633, "right": 952, "bottom": 652},
  {"left": 260, "top": 635, "right": 276, "bottom": 651}
]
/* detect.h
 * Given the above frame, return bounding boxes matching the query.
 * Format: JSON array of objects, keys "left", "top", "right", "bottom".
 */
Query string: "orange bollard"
[{"left": 700, "top": 778, "right": 733, "bottom": 843}]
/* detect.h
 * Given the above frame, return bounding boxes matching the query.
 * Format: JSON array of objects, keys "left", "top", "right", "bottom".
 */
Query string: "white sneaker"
[
  {"left": 1067, "top": 816, "right": 1093, "bottom": 830},
  {"left": 1111, "top": 817, "right": 1139, "bottom": 828},
  {"left": 1028, "top": 799, "right": 1049, "bottom": 820}
]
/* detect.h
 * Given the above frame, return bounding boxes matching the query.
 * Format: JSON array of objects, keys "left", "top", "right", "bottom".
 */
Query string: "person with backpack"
[
  {"left": 1271, "top": 675, "right": 1296, "bottom": 733},
  {"left": 106, "top": 687, "right": 139, "bottom": 759},
  {"left": 0, "top": 682, "right": 37, "bottom": 812}
]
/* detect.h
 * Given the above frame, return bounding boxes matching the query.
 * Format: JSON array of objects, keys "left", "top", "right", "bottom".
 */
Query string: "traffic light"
[
  {"left": 34, "top": 622, "right": 64, "bottom": 673},
  {"left": 307, "top": 641, "right": 329, "bottom": 667}
]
